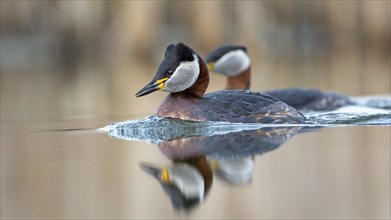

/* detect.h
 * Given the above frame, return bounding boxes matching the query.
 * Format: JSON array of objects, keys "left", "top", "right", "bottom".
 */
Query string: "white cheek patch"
[
  {"left": 169, "top": 164, "right": 204, "bottom": 200},
  {"left": 164, "top": 54, "right": 200, "bottom": 93},
  {"left": 213, "top": 50, "right": 250, "bottom": 77}
]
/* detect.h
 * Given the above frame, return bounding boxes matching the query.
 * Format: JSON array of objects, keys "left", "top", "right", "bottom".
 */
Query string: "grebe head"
[
  {"left": 140, "top": 162, "right": 205, "bottom": 201},
  {"left": 205, "top": 45, "right": 250, "bottom": 77},
  {"left": 140, "top": 156, "right": 212, "bottom": 210},
  {"left": 136, "top": 43, "right": 207, "bottom": 98}
]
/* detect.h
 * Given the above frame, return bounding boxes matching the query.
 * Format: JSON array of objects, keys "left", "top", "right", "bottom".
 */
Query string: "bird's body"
[
  {"left": 158, "top": 90, "right": 304, "bottom": 123},
  {"left": 205, "top": 45, "right": 353, "bottom": 111},
  {"left": 136, "top": 43, "right": 305, "bottom": 124},
  {"left": 264, "top": 88, "right": 353, "bottom": 112}
]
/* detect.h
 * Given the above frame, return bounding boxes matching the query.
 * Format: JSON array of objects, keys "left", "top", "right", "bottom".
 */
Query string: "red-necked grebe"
[
  {"left": 205, "top": 45, "right": 353, "bottom": 111},
  {"left": 135, "top": 43, "right": 305, "bottom": 123}
]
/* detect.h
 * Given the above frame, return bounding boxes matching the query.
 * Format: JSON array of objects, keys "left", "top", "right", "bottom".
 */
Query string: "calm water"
[
  {"left": 1, "top": 106, "right": 390, "bottom": 219},
  {"left": 1, "top": 2, "right": 390, "bottom": 218}
]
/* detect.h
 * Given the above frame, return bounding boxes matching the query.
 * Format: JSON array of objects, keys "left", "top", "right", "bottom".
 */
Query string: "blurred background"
[
  {"left": 1, "top": 1, "right": 390, "bottom": 122},
  {"left": 1, "top": 2, "right": 390, "bottom": 219}
]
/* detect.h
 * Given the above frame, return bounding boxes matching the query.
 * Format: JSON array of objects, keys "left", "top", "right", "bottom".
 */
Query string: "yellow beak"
[
  {"left": 207, "top": 62, "right": 215, "bottom": 72},
  {"left": 135, "top": 77, "right": 169, "bottom": 97}
]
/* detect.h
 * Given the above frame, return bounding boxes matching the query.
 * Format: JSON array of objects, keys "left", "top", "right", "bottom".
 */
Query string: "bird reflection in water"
[
  {"left": 140, "top": 156, "right": 212, "bottom": 211},
  {"left": 107, "top": 121, "right": 303, "bottom": 211},
  {"left": 210, "top": 157, "right": 254, "bottom": 185}
]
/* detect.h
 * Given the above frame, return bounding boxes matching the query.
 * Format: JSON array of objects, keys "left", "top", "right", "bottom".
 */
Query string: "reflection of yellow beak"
[
  {"left": 140, "top": 163, "right": 173, "bottom": 185},
  {"left": 207, "top": 62, "right": 215, "bottom": 72},
  {"left": 160, "top": 167, "right": 172, "bottom": 184},
  {"left": 209, "top": 160, "right": 218, "bottom": 170}
]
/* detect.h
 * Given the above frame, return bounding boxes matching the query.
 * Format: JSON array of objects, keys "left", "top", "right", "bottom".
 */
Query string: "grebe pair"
[
  {"left": 135, "top": 43, "right": 305, "bottom": 124},
  {"left": 205, "top": 45, "right": 353, "bottom": 111}
]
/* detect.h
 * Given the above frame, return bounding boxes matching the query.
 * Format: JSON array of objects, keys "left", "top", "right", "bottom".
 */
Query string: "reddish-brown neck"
[
  {"left": 224, "top": 66, "right": 251, "bottom": 90},
  {"left": 183, "top": 55, "right": 210, "bottom": 98},
  {"left": 156, "top": 56, "right": 209, "bottom": 119}
]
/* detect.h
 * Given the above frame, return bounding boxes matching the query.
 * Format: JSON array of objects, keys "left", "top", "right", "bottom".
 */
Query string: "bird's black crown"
[{"left": 205, "top": 45, "right": 247, "bottom": 63}]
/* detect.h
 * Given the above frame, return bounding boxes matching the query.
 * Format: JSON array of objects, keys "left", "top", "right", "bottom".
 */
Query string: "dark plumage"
[
  {"left": 264, "top": 88, "right": 354, "bottom": 111},
  {"left": 157, "top": 90, "right": 305, "bottom": 123},
  {"left": 205, "top": 44, "right": 354, "bottom": 111},
  {"left": 136, "top": 42, "right": 305, "bottom": 124}
]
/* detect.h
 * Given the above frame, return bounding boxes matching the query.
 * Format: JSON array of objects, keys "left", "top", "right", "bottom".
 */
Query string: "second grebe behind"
[{"left": 205, "top": 45, "right": 354, "bottom": 111}]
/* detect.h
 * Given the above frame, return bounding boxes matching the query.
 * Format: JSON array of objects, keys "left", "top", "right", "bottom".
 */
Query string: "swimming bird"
[
  {"left": 205, "top": 45, "right": 354, "bottom": 111},
  {"left": 135, "top": 43, "right": 305, "bottom": 124}
]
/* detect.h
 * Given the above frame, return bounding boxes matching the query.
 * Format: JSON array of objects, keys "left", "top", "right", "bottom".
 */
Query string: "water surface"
[{"left": 1, "top": 110, "right": 390, "bottom": 219}]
